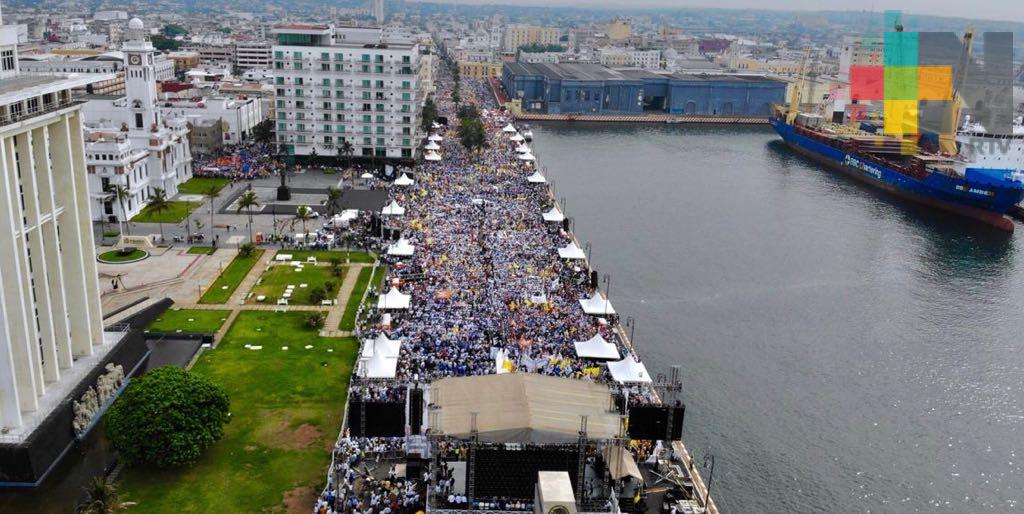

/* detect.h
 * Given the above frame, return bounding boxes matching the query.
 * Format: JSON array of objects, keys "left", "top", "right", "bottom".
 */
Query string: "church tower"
[{"left": 122, "top": 17, "right": 159, "bottom": 131}]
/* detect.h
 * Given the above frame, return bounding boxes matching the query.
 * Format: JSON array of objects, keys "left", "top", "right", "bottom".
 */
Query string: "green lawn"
[
  {"left": 199, "top": 250, "right": 265, "bottom": 304},
  {"left": 339, "top": 267, "right": 373, "bottom": 330},
  {"left": 119, "top": 311, "right": 359, "bottom": 513},
  {"left": 283, "top": 250, "right": 375, "bottom": 264},
  {"left": 146, "top": 308, "right": 231, "bottom": 333},
  {"left": 250, "top": 265, "right": 343, "bottom": 305},
  {"left": 98, "top": 249, "right": 148, "bottom": 262},
  {"left": 188, "top": 246, "right": 217, "bottom": 255},
  {"left": 131, "top": 201, "right": 201, "bottom": 224},
  {"left": 177, "top": 177, "right": 231, "bottom": 195}
]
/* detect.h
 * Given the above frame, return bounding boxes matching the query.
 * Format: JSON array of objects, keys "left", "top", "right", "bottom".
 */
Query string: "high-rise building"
[
  {"left": 234, "top": 41, "right": 272, "bottom": 71},
  {"left": 501, "top": 25, "right": 559, "bottom": 53},
  {"left": 0, "top": 8, "right": 112, "bottom": 436},
  {"left": 371, "top": 0, "right": 385, "bottom": 24},
  {"left": 606, "top": 17, "right": 631, "bottom": 41},
  {"left": 271, "top": 24, "right": 424, "bottom": 160}
]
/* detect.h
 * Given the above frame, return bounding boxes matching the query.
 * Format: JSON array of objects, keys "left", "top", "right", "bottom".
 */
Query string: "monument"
[{"left": 277, "top": 168, "right": 291, "bottom": 201}]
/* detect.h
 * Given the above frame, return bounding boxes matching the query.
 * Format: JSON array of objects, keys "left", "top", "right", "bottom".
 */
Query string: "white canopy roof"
[
  {"left": 428, "top": 134, "right": 443, "bottom": 142},
  {"left": 574, "top": 333, "right": 619, "bottom": 360},
  {"left": 542, "top": 206, "right": 565, "bottom": 223},
  {"left": 361, "top": 333, "right": 402, "bottom": 359},
  {"left": 424, "top": 151, "right": 442, "bottom": 161},
  {"left": 518, "top": 152, "right": 536, "bottom": 161},
  {"left": 557, "top": 241, "right": 586, "bottom": 260},
  {"left": 424, "top": 141, "right": 441, "bottom": 150},
  {"left": 526, "top": 171, "right": 546, "bottom": 182},
  {"left": 580, "top": 291, "right": 616, "bottom": 315},
  {"left": 362, "top": 348, "right": 399, "bottom": 378},
  {"left": 394, "top": 173, "right": 415, "bottom": 186},
  {"left": 387, "top": 237, "right": 416, "bottom": 256},
  {"left": 502, "top": 123, "right": 517, "bottom": 133},
  {"left": 607, "top": 354, "right": 652, "bottom": 383},
  {"left": 509, "top": 133, "right": 525, "bottom": 142},
  {"left": 515, "top": 143, "right": 531, "bottom": 153},
  {"left": 377, "top": 287, "right": 411, "bottom": 310},
  {"left": 360, "top": 172, "right": 374, "bottom": 179},
  {"left": 381, "top": 200, "right": 405, "bottom": 216}
]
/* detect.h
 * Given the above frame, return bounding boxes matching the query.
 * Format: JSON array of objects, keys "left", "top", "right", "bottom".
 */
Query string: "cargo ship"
[{"left": 771, "top": 31, "right": 1024, "bottom": 231}]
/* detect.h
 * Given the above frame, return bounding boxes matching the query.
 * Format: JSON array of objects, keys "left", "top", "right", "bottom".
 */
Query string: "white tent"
[
  {"left": 526, "top": 171, "right": 546, "bottom": 183},
  {"left": 362, "top": 349, "right": 399, "bottom": 378},
  {"left": 377, "top": 288, "right": 411, "bottom": 310},
  {"left": 542, "top": 206, "right": 565, "bottom": 223},
  {"left": 557, "top": 242, "right": 586, "bottom": 260},
  {"left": 518, "top": 152, "right": 536, "bottom": 161},
  {"left": 502, "top": 123, "right": 517, "bottom": 133},
  {"left": 607, "top": 355, "right": 652, "bottom": 383},
  {"left": 428, "top": 134, "right": 443, "bottom": 142},
  {"left": 381, "top": 200, "right": 405, "bottom": 216},
  {"left": 370, "top": 333, "right": 402, "bottom": 358},
  {"left": 515, "top": 143, "right": 531, "bottom": 153},
  {"left": 574, "top": 333, "right": 620, "bottom": 360},
  {"left": 579, "top": 291, "right": 616, "bottom": 316},
  {"left": 424, "top": 151, "right": 442, "bottom": 161},
  {"left": 394, "top": 173, "right": 415, "bottom": 186},
  {"left": 361, "top": 172, "right": 374, "bottom": 179},
  {"left": 387, "top": 237, "right": 416, "bottom": 256},
  {"left": 509, "top": 133, "right": 525, "bottom": 143},
  {"left": 432, "top": 122, "right": 442, "bottom": 129},
  {"left": 424, "top": 141, "right": 441, "bottom": 151}
]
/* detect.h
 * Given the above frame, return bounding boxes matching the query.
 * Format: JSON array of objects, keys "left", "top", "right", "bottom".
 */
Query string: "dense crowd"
[
  {"left": 194, "top": 142, "right": 280, "bottom": 179},
  {"left": 315, "top": 435, "right": 422, "bottom": 514}
]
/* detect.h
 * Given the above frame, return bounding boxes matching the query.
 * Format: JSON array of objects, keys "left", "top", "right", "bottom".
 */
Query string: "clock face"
[
  {"left": 128, "top": 54, "right": 141, "bottom": 65},
  {"left": 549, "top": 506, "right": 570, "bottom": 514}
]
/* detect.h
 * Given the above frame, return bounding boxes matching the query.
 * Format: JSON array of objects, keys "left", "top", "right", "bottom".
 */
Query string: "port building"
[{"left": 502, "top": 62, "right": 786, "bottom": 116}]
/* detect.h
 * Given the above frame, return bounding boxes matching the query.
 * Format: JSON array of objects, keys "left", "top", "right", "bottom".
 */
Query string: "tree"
[
  {"left": 339, "top": 139, "right": 354, "bottom": 169},
  {"left": 160, "top": 24, "right": 187, "bottom": 38},
  {"left": 74, "top": 476, "right": 130, "bottom": 514},
  {"left": 451, "top": 88, "right": 461, "bottom": 110},
  {"left": 517, "top": 42, "right": 567, "bottom": 53},
  {"left": 420, "top": 98, "right": 438, "bottom": 133},
  {"left": 204, "top": 185, "right": 220, "bottom": 244},
  {"left": 457, "top": 118, "right": 487, "bottom": 151},
  {"left": 236, "top": 190, "right": 260, "bottom": 243},
  {"left": 145, "top": 188, "right": 170, "bottom": 243},
  {"left": 295, "top": 205, "right": 314, "bottom": 241},
  {"left": 106, "top": 366, "right": 230, "bottom": 468},
  {"left": 252, "top": 119, "right": 274, "bottom": 144},
  {"left": 306, "top": 311, "right": 327, "bottom": 329},
  {"left": 109, "top": 184, "right": 131, "bottom": 236},
  {"left": 150, "top": 35, "right": 181, "bottom": 52},
  {"left": 325, "top": 187, "right": 343, "bottom": 218}
]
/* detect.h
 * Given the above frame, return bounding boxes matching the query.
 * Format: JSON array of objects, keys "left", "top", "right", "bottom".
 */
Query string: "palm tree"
[
  {"left": 74, "top": 476, "right": 129, "bottom": 514},
  {"left": 236, "top": 190, "right": 260, "bottom": 243},
  {"left": 145, "top": 188, "right": 170, "bottom": 243},
  {"left": 295, "top": 205, "right": 313, "bottom": 243},
  {"left": 325, "top": 186, "right": 343, "bottom": 218},
  {"left": 339, "top": 139, "right": 354, "bottom": 170},
  {"left": 109, "top": 184, "right": 131, "bottom": 236},
  {"left": 204, "top": 185, "right": 220, "bottom": 244}
]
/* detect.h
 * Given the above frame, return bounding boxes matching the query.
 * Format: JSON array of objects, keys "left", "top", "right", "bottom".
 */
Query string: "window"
[
  {"left": 361, "top": 54, "right": 370, "bottom": 62},
  {"left": 323, "top": 125, "right": 331, "bottom": 132},
  {"left": 278, "top": 121, "right": 287, "bottom": 130},
  {"left": 276, "top": 77, "right": 284, "bottom": 85},
  {"left": 361, "top": 79, "right": 371, "bottom": 88},
  {"left": 278, "top": 112, "right": 286, "bottom": 120},
  {"left": 402, "top": 138, "right": 410, "bottom": 146},
  {"left": 293, "top": 62, "right": 302, "bottom": 70},
  {"left": 401, "top": 92, "right": 411, "bottom": 101},
  {"left": 336, "top": 102, "right": 345, "bottom": 110},
  {"left": 335, "top": 79, "right": 344, "bottom": 86},
  {"left": 322, "top": 78, "right": 330, "bottom": 86},
  {"left": 402, "top": 56, "right": 410, "bottom": 64},
  {"left": 362, "top": 126, "right": 370, "bottom": 134},
  {"left": 296, "top": 123, "right": 305, "bottom": 131},
  {"left": 362, "top": 115, "right": 371, "bottom": 123},
  {"left": 401, "top": 81, "right": 410, "bottom": 89},
  {"left": 375, "top": 65, "right": 384, "bottom": 73},
  {"left": 297, "top": 135, "right": 305, "bottom": 143},
  {"left": 322, "top": 89, "right": 331, "bottom": 97},
  {"left": 293, "top": 51, "right": 303, "bottom": 59},
  {"left": 275, "top": 51, "right": 284, "bottom": 59},
  {"left": 276, "top": 100, "right": 285, "bottom": 108},
  {"left": 295, "top": 77, "right": 304, "bottom": 85},
  {"left": 321, "top": 52, "right": 329, "bottom": 60},
  {"left": 135, "top": 112, "right": 143, "bottom": 129},
  {"left": 336, "top": 125, "right": 345, "bottom": 133},
  {"left": 376, "top": 115, "right": 384, "bottom": 123},
  {"left": 324, "top": 136, "right": 333, "bottom": 144}
]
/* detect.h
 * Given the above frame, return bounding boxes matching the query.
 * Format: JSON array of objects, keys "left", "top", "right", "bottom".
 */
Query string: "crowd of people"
[
  {"left": 315, "top": 435, "right": 422, "bottom": 514},
  {"left": 194, "top": 142, "right": 280, "bottom": 180}
]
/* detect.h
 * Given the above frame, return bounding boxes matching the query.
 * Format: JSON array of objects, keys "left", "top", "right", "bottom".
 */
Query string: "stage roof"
[{"left": 429, "top": 374, "right": 621, "bottom": 444}]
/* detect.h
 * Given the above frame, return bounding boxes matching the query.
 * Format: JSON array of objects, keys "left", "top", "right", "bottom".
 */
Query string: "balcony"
[{"left": 0, "top": 98, "right": 85, "bottom": 128}]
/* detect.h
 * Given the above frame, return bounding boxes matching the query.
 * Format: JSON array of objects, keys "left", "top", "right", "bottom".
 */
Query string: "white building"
[
  {"left": 93, "top": 10, "right": 128, "bottom": 22},
  {"left": 272, "top": 24, "right": 424, "bottom": 160},
  {"left": 161, "top": 95, "right": 265, "bottom": 145},
  {"left": 371, "top": 0, "right": 384, "bottom": 24},
  {"left": 234, "top": 41, "right": 272, "bottom": 71},
  {"left": 0, "top": 12, "right": 112, "bottom": 436},
  {"left": 81, "top": 18, "right": 192, "bottom": 222}
]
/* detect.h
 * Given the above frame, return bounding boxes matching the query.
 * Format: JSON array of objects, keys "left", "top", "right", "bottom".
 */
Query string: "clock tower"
[{"left": 122, "top": 17, "right": 159, "bottom": 131}]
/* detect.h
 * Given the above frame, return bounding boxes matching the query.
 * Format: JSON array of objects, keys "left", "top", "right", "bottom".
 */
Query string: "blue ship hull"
[{"left": 770, "top": 118, "right": 1024, "bottom": 231}]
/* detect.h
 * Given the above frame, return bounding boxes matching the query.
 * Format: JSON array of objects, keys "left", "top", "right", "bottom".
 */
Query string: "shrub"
[
  {"left": 306, "top": 311, "right": 326, "bottom": 329},
  {"left": 324, "top": 280, "right": 338, "bottom": 295},
  {"left": 330, "top": 257, "right": 343, "bottom": 277},
  {"left": 237, "top": 242, "right": 256, "bottom": 258},
  {"left": 309, "top": 286, "right": 327, "bottom": 304},
  {"left": 106, "top": 366, "right": 230, "bottom": 468}
]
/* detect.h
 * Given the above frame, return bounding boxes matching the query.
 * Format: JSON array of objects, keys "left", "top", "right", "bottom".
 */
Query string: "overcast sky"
[{"left": 420, "top": 0, "right": 1024, "bottom": 23}]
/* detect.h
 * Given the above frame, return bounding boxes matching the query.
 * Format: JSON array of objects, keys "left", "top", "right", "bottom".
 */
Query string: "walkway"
[
  {"left": 321, "top": 263, "right": 371, "bottom": 336},
  {"left": 226, "top": 248, "right": 277, "bottom": 304}
]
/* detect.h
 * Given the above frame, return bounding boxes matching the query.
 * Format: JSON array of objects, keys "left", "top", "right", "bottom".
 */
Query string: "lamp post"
[
  {"left": 584, "top": 241, "right": 592, "bottom": 263},
  {"left": 602, "top": 273, "right": 611, "bottom": 318},
  {"left": 702, "top": 451, "right": 716, "bottom": 510}
]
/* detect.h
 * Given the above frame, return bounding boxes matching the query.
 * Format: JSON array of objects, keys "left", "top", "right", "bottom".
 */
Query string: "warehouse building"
[{"left": 502, "top": 62, "right": 786, "bottom": 116}]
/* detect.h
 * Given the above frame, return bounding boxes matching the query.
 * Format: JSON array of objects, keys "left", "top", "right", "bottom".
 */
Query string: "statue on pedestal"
[{"left": 277, "top": 167, "right": 291, "bottom": 201}]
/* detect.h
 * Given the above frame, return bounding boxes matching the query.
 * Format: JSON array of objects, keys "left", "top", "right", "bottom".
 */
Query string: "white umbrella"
[
  {"left": 526, "top": 171, "right": 546, "bottom": 183},
  {"left": 502, "top": 123, "right": 516, "bottom": 133},
  {"left": 393, "top": 173, "right": 415, "bottom": 186},
  {"left": 428, "top": 134, "right": 443, "bottom": 142},
  {"left": 515, "top": 143, "right": 530, "bottom": 153},
  {"left": 518, "top": 152, "right": 536, "bottom": 161},
  {"left": 424, "top": 141, "right": 441, "bottom": 151},
  {"left": 424, "top": 151, "right": 442, "bottom": 161},
  {"left": 509, "top": 133, "right": 524, "bottom": 142}
]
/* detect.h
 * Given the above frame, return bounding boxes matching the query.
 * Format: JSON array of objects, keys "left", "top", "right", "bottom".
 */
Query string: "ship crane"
[{"left": 939, "top": 27, "right": 975, "bottom": 155}]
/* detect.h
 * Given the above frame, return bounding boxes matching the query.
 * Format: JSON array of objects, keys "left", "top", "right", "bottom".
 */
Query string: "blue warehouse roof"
[{"left": 504, "top": 62, "right": 785, "bottom": 84}]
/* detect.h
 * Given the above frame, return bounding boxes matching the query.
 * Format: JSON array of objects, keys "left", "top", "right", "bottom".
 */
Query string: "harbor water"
[{"left": 528, "top": 122, "right": 1024, "bottom": 513}]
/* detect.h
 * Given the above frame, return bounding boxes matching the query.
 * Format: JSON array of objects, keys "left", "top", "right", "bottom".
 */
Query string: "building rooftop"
[{"left": 505, "top": 61, "right": 783, "bottom": 84}]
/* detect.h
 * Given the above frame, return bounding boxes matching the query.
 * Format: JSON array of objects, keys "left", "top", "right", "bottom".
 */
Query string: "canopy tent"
[
  {"left": 393, "top": 173, "right": 415, "bottom": 186},
  {"left": 424, "top": 141, "right": 441, "bottom": 151},
  {"left": 360, "top": 172, "right": 375, "bottom": 179},
  {"left": 377, "top": 288, "right": 411, "bottom": 310},
  {"left": 574, "top": 333, "right": 620, "bottom": 360},
  {"left": 361, "top": 333, "right": 402, "bottom": 359},
  {"left": 607, "top": 354, "right": 652, "bottom": 383},
  {"left": 502, "top": 123, "right": 517, "bottom": 133},
  {"left": 526, "top": 171, "right": 546, "bottom": 182},
  {"left": 518, "top": 152, "right": 536, "bottom": 161},
  {"left": 429, "top": 374, "right": 620, "bottom": 443},
  {"left": 424, "top": 151, "right": 442, "bottom": 161},
  {"left": 542, "top": 206, "right": 565, "bottom": 223},
  {"left": 557, "top": 241, "right": 586, "bottom": 260},
  {"left": 362, "top": 348, "right": 399, "bottom": 379},
  {"left": 580, "top": 291, "right": 616, "bottom": 315},
  {"left": 428, "top": 134, "right": 443, "bottom": 142},
  {"left": 509, "top": 133, "right": 525, "bottom": 143},
  {"left": 387, "top": 237, "right": 416, "bottom": 256},
  {"left": 381, "top": 200, "right": 405, "bottom": 216},
  {"left": 431, "top": 122, "right": 442, "bottom": 129},
  {"left": 603, "top": 446, "right": 643, "bottom": 480},
  {"left": 515, "top": 143, "right": 531, "bottom": 154}
]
